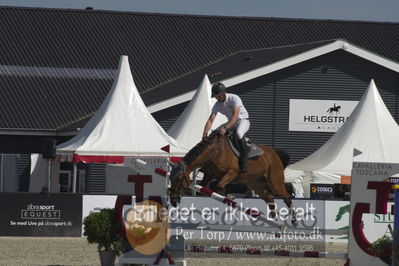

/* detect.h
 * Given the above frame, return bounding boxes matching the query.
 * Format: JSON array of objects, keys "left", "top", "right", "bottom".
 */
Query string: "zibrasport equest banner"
[{"left": 0, "top": 193, "right": 82, "bottom": 236}]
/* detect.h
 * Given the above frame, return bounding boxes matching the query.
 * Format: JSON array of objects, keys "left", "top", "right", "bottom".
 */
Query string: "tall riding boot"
[{"left": 238, "top": 138, "right": 248, "bottom": 173}]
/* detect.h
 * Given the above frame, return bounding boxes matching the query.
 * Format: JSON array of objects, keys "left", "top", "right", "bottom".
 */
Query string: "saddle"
[{"left": 226, "top": 130, "right": 264, "bottom": 159}]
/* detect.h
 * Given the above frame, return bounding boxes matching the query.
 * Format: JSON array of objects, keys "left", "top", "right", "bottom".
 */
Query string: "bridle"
[
  {"left": 168, "top": 134, "right": 225, "bottom": 200},
  {"left": 168, "top": 161, "right": 187, "bottom": 199}
]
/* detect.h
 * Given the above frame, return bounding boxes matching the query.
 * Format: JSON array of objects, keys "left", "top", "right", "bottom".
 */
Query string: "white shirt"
[{"left": 211, "top": 93, "right": 249, "bottom": 120}]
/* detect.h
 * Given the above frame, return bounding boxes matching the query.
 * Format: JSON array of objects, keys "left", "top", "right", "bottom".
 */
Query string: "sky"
[{"left": 0, "top": 0, "right": 398, "bottom": 22}]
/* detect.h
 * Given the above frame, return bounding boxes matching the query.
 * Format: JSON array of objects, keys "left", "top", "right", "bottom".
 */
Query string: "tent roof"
[
  {"left": 167, "top": 75, "right": 227, "bottom": 150},
  {"left": 288, "top": 79, "right": 399, "bottom": 182},
  {"left": 56, "top": 55, "right": 186, "bottom": 162}
]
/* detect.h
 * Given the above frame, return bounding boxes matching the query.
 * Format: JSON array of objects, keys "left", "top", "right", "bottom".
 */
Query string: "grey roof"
[
  {"left": 142, "top": 40, "right": 338, "bottom": 105},
  {"left": 0, "top": 6, "right": 398, "bottom": 132},
  {"left": 0, "top": 75, "right": 111, "bottom": 131}
]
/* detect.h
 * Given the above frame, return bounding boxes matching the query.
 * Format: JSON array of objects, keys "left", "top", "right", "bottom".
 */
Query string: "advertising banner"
[
  {"left": 289, "top": 99, "right": 358, "bottom": 132},
  {"left": 106, "top": 157, "right": 168, "bottom": 195},
  {"left": 348, "top": 161, "right": 399, "bottom": 266},
  {"left": 0, "top": 193, "right": 82, "bottom": 236},
  {"left": 310, "top": 183, "right": 335, "bottom": 199}
]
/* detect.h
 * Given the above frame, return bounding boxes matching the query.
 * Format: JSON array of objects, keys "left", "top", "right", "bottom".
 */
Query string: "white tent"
[
  {"left": 29, "top": 154, "right": 48, "bottom": 192},
  {"left": 57, "top": 55, "right": 187, "bottom": 163},
  {"left": 168, "top": 75, "right": 227, "bottom": 150},
  {"left": 288, "top": 79, "right": 399, "bottom": 186}
]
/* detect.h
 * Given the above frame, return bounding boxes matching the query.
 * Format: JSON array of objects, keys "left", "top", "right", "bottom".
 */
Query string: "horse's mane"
[{"left": 184, "top": 132, "right": 219, "bottom": 165}]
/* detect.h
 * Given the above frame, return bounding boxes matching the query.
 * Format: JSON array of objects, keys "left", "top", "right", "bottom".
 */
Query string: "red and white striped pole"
[
  {"left": 135, "top": 159, "right": 281, "bottom": 227},
  {"left": 189, "top": 183, "right": 271, "bottom": 223}
]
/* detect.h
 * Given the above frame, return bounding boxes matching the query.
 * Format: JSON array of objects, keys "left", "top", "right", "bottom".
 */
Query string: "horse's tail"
[{"left": 273, "top": 148, "right": 290, "bottom": 169}]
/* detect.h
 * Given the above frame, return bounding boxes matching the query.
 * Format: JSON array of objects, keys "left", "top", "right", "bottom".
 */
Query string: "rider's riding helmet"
[{"left": 211, "top": 82, "right": 226, "bottom": 98}]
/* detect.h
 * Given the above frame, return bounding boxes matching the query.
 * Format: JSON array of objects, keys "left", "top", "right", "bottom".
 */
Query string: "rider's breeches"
[{"left": 220, "top": 119, "right": 250, "bottom": 139}]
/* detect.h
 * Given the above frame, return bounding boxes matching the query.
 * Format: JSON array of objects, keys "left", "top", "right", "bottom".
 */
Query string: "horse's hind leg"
[
  {"left": 281, "top": 193, "right": 298, "bottom": 227},
  {"left": 249, "top": 185, "right": 277, "bottom": 220},
  {"left": 267, "top": 168, "right": 298, "bottom": 227}
]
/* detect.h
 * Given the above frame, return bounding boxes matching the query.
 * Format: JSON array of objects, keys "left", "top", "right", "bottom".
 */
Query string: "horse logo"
[{"left": 327, "top": 103, "right": 341, "bottom": 115}]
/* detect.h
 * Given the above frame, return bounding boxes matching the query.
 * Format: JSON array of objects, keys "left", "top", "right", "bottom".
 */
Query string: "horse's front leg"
[
  {"left": 198, "top": 172, "right": 214, "bottom": 187},
  {"left": 212, "top": 169, "right": 238, "bottom": 195}
]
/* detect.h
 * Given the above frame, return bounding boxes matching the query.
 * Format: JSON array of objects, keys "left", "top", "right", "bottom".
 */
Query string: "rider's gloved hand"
[{"left": 219, "top": 126, "right": 227, "bottom": 136}]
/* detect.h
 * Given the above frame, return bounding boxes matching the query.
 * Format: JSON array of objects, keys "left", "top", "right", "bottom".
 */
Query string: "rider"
[{"left": 202, "top": 82, "right": 250, "bottom": 173}]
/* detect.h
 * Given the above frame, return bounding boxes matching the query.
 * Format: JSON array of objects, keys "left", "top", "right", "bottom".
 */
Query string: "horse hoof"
[
  {"left": 209, "top": 182, "right": 224, "bottom": 194},
  {"left": 292, "top": 220, "right": 299, "bottom": 228},
  {"left": 268, "top": 211, "right": 277, "bottom": 220},
  {"left": 227, "top": 194, "right": 236, "bottom": 200},
  {"left": 279, "top": 224, "right": 286, "bottom": 231}
]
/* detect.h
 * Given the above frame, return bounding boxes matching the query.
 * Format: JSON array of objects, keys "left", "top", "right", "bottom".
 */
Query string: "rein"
[
  {"left": 169, "top": 161, "right": 187, "bottom": 195},
  {"left": 214, "top": 134, "right": 224, "bottom": 154},
  {"left": 169, "top": 134, "right": 224, "bottom": 196},
  {"left": 177, "top": 160, "right": 187, "bottom": 176}
]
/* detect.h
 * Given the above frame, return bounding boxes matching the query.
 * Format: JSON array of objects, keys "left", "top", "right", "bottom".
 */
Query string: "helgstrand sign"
[{"left": 289, "top": 99, "right": 358, "bottom": 132}]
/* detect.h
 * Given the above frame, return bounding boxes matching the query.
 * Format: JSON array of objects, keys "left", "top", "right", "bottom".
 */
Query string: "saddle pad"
[{"left": 228, "top": 138, "right": 264, "bottom": 159}]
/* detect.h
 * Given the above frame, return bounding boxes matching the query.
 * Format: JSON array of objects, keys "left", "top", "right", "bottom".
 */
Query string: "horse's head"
[
  {"left": 168, "top": 133, "right": 223, "bottom": 207},
  {"left": 168, "top": 160, "right": 189, "bottom": 207}
]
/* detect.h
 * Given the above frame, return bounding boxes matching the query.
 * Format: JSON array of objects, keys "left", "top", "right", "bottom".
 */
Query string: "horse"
[{"left": 168, "top": 131, "right": 298, "bottom": 226}]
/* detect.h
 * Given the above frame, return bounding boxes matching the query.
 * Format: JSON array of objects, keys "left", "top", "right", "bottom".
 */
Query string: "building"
[{"left": 0, "top": 6, "right": 398, "bottom": 192}]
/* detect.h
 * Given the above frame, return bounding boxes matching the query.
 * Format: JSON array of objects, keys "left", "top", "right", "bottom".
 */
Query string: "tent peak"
[
  {"left": 57, "top": 55, "right": 187, "bottom": 160},
  {"left": 287, "top": 80, "right": 399, "bottom": 183}
]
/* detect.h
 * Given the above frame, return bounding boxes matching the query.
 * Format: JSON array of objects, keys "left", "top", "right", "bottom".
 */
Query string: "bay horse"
[{"left": 168, "top": 131, "right": 298, "bottom": 226}]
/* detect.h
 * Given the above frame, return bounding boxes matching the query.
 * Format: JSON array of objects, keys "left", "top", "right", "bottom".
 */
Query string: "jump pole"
[{"left": 135, "top": 159, "right": 286, "bottom": 228}]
